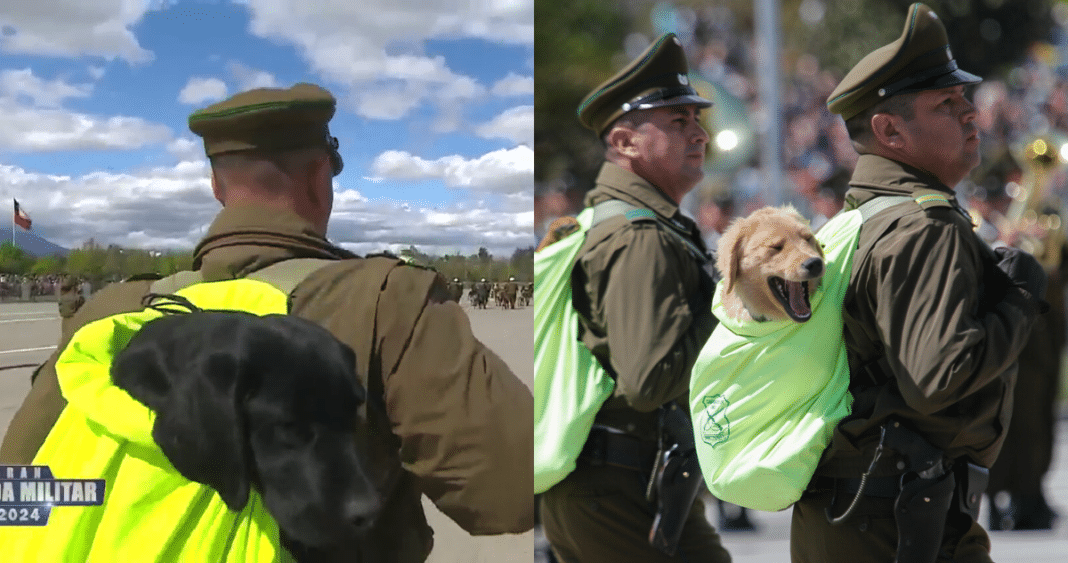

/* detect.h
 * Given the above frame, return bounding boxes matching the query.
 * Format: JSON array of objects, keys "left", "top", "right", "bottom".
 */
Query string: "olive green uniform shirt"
[
  {"left": 573, "top": 162, "right": 717, "bottom": 442},
  {"left": 818, "top": 154, "right": 1042, "bottom": 476},
  {"left": 0, "top": 205, "right": 534, "bottom": 561}
]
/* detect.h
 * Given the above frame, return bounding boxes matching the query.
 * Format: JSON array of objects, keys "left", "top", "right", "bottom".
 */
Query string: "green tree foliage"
[
  {"left": 8, "top": 239, "right": 527, "bottom": 285},
  {"left": 408, "top": 247, "right": 535, "bottom": 283},
  {"left": 510, "top": 246, "right": 535, "bottom": 281},
  {"left": 31, "top": 255, "right": 65, "bottom": 275},
  {"left": 534, "top": 0, "right": 630, "bottom": 192},
  {"left": 0, "top": 241, "right": 34, "bottom": 274}
]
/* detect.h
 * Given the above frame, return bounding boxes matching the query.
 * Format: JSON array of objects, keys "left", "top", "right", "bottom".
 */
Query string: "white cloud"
[
  {"left": 371, "top": 145, "right": 533, "bottom": 195},
  {"left": 241, "top": 0, "right": 529, "bottom": 120},
  {"left": 0, "top": 162, "right": 216, "bottom": 252},
  {"left": 0, "top": 0, "right": 153, "bottom": 63},
  {"left": 0, "top": 98, "right": 171, "bottom": 152},
  {"left": 0, "top": 162, "right": 533, "bottom": 256},
  {"left": 0, "top": 68, "right": 92, "bottom": 108},
  {"left": 329, "top": 194, "right": 534, "bottom": 257},
  {"left": 0, "top": 67, "right": 171, "bottom": 152},
  {"left": 491, "top": 73, "right": 533, "bottom": 97},
  {"left": 227, "top": 61, "right": 279, "bottom": 91},
  {"left": 166, "top": 137, "right": 203, "bottom": 162},
  {"left": 178, "top": 77, "right": 228, "bottom": 105},
  {"left": 474, "top": 105, "right": 532, "bottom": 146}
]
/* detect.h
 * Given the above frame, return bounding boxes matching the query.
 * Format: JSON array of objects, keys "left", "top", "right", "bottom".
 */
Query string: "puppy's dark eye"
[
  {"left": 770, "top": 243, "right": 784, "bottom": 251},
  {"left": 273, "top": 422, "right": 314, "bottom": 447}
]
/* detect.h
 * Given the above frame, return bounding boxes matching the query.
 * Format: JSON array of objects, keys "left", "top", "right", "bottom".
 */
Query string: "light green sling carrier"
[
  {"left": 689, "top": 196, "right": 912, "bottom": 511},
  {"left": 533, "top": 201, "right": 659, "bottom": 494},
  {"left": 0, "top": 260, "right": 331, "bottom": 562}
]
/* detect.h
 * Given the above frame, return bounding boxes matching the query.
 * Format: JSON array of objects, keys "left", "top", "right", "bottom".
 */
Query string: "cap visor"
[
  {"left": 635, "top": 94, "right": 713, "bottom": 111},
  {"left": 899, "top": 68, "right": 982, "bottom": 95}
]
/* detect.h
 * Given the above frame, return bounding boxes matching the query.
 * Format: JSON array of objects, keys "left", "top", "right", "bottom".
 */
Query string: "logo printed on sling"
[
  {"left": 0, "top": 465, "right": 105, "bottom": 526},
  {"left": 700, "top": 394, "right": 730, "bottom": 448}
]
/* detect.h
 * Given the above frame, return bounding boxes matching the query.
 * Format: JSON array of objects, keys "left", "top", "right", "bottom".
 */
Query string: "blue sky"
[{"left": 0, "top": 0, "right": 534, "bottom": 257}]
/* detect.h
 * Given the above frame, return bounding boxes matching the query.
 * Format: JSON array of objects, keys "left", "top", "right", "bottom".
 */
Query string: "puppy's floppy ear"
[
  {"left": 716, "top": 218, "right": 745, "bottom": 293},
  {"left": 137, "top": 313, "right": 256, "bottom": 512},
  {"left": 112, "top": 323, "right": 175, "bottom": 412}
]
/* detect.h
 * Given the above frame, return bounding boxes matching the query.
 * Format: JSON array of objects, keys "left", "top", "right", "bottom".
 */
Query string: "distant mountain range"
[{"left": 6, "top": 221, "right": 69, "bottom": 257}]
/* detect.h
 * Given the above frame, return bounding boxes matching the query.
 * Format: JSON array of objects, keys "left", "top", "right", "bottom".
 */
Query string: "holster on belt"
[
  {"left": 647, "top": 402, "right": 703, "bottom": 556},
  {"left": 953, "top": 460, "right": 988, "bottom": 521},
  {"left": 881, "top": 421, "right": 952, "bottom": 563}
]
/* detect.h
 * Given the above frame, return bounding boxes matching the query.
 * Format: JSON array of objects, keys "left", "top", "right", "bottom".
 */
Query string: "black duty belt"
[
  {"left": 809, "top": 475, "right": 901, "bottom": 499},
  {"left": 579, "top": 427, "right": 657, "bottom": 473}
]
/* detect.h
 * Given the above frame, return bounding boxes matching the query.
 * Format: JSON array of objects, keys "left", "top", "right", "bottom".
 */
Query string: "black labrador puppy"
[{"left": 111, "top": 309, "right": 383, "bottom": 558}]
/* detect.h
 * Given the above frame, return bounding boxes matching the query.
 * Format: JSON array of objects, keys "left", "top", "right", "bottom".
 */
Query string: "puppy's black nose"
[
  {"left": 344, "top": 496, "right": 382, "bottom": 531},
  {"left": 803, "top": 257, "right": 824, "bottom": 277}
]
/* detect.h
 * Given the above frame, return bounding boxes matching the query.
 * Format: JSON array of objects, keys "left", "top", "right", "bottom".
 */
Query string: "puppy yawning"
[{"left": 717, "top": 205, "right": 825, "bottom": 322}]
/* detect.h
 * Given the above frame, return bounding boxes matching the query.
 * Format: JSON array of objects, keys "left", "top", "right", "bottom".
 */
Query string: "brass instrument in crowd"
[{"left": 1004, "top": 138, "right": 1067, "bottom": 270}]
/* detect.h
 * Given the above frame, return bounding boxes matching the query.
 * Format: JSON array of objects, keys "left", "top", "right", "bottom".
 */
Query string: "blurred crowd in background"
[{"left": 534, "top": 0, "right": 1068, "bottom": 251}]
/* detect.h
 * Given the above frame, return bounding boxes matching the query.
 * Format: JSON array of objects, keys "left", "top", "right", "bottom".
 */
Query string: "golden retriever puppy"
[
  {"left": 536, "top": 216, "right": 581, "bottom": 252},
  {"left": 717, "top": 205, "right": 825, "bottom": 322}
]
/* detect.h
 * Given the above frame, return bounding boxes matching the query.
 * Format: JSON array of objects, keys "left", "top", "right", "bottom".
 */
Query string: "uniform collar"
[
  {"left": 844, "top": 154, "right": 956, "bottom": 208},
  {"left": 585, "top": 161, "right": 699, "bottom": 235},
  {"left": 192, "top": 205, "right": 353, "bottom": 280}
]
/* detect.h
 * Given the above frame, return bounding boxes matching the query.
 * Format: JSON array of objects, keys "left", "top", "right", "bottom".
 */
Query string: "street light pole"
[{"left": 755, "top": 0, "right": 784, "bottom": 206}]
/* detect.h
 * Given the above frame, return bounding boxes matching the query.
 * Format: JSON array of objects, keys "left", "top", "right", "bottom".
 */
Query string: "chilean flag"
[{"left": 13, "top": 199, "right": 31, "bottom": 230}]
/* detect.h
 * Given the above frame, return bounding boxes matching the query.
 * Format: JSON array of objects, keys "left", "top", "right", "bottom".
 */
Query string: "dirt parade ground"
[{"left": 0, "top": 300, "right": 533, "bottom": 563}]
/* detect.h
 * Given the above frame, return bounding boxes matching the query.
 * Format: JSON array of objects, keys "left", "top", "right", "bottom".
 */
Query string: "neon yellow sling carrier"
[{"left": 0, "top": 259, "right": 333, "bottom": 562}]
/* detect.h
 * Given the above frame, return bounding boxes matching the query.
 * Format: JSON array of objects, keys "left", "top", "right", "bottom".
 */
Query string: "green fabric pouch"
[
  {"left": 534, "top": 207, "right": 616, "bottom": 494},
  {"left": 689, "top": 209, "right": 864, "bottom": 511}
]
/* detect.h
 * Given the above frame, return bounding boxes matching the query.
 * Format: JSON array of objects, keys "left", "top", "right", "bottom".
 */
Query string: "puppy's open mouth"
[{"left": 768, "top": 277, "right": 814, "bottom": 323}]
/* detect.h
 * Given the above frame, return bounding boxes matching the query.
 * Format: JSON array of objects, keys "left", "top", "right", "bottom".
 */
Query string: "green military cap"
[
  {"left": 827, "top": 3, "right": 981, "bottom": 120},
  {"left": 578, "top": 33, "right": 712, "bottom": 136},
  {"left": 188, "top": 82, "right": 343, "bottom": 175}
]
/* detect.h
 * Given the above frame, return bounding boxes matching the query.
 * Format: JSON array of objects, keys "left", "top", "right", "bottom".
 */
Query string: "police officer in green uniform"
[
  {"left": 792, "top": 5, "right": 1047, "bottom": 562},
  {"left": 0, "top": 83, "right": 534, "bottom": 561},
  {"left": 538, "top": 33, "right": 730, "bottom": 563}
]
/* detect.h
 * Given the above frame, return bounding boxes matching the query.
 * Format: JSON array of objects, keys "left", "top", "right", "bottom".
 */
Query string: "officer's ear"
[
  {"left": 210, "top": 169, "right": 226, "bottom": 205},
  {"left": 298, "top": 150, "right": 334, "bottom": 222},
  {"left": 870, "top": 113, "right": 904, "bottom": 150},
  {"left": 606, "top": 124, "right": 642, "bottom": 160}
]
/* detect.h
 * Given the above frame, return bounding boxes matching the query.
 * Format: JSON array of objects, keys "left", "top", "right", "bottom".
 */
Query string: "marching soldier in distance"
[
  {"left": 56, "top": 274, "right": 85, "bottom": 338},
  {"left": 504, "top": 276, "right": 519, "bottom": 309}
]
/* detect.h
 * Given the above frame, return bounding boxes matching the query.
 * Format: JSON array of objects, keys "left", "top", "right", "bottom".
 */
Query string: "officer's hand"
[{"left": 994, "top": 246, "right": 1048, "bottom": 301}]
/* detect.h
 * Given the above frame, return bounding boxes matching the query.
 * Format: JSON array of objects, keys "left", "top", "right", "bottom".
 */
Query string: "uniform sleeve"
[
  {"left": 872, "top": 218, "right": 1040, "bottom": 414},
  {"left": 587, "top": 224, "right": 716, "bottom": 412},
  {"left": 377, "top": 271, "right": 534, "bottom": 535}
]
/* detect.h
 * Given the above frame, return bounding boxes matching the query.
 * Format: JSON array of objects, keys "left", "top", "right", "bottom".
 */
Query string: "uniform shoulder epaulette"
[
  {"left": 911, "top": 190, "right": 954, "bottom": 210},
  {"left": 911, "top": 189, "right": 974, "bottom": 225},
  {"left": 623, "top": 208, "right": 657, "bottom": 223}
]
